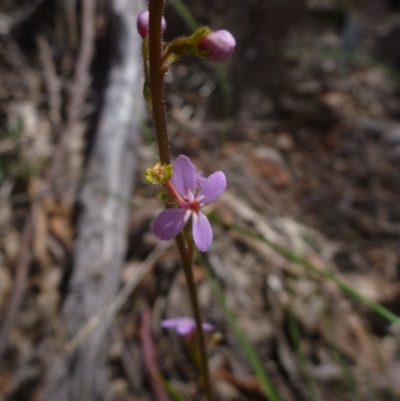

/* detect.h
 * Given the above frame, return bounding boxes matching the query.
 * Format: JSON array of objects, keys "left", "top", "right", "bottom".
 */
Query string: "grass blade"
[
  {"left": 211, "top": 216, "right": 400, "bottom": 328},
  {"left": 169, "top": 0, "right": 199, "bottom": 31},
  {"left": 199, "top": 254, "right": 281, "bottom": 401}
]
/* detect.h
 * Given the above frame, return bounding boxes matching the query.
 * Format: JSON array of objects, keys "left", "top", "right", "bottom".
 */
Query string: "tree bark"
[{"left": 44, "top": 0, "right": 144, "bottom": 399}]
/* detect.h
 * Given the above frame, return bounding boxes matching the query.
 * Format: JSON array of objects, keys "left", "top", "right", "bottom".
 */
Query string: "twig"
[
  {"left": 213, "top": 368, "right": 263, "bottom": 397},
  {"left": 113, "top": 326, "right": 143, "bottom": 391},
  {"left": 141, "top": 301, "right": 170, "bottom": 401},
  {"left": 37, "top": 35, "right": 62, "bottom": 126},
  {"left": 0, "top": 215, "right": 33, "bottom": 357},
  {"left": 65, "top": 242, "right": 170, "bottom": 354},
  {"left": 64, "top": 0, "right": 95, "bottom": 133},
  {"left": 43, "top": 1, "right": 145, "bottom": 398},
  {"left": 0, "top": 0, "right": 45, "bottom": 35},
  {"left": 46, "top": 0, "right": 96, "bottom": 184},
  {"left": 0, "top": 177, "right": 82, "bottom": 206}
]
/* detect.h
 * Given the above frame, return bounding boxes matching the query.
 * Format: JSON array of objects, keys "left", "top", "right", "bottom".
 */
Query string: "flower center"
[
  {"left": 188, "top": 200, "right": 201, "bottom": 214},
  {"left": 178, "top": 189, "right": 205, "bottom": 216},
  {"left": 179, "top": 198, "right": 201, "bottom": 214}
]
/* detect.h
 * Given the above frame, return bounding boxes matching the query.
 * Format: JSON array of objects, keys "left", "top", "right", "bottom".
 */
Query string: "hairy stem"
[
  {"left": 148, "top": 0, "right": 170, "bottom": 164},
  {"left": 147, "top": 1, "right": 213, "bottom": 400},
  {"left": 175, "top": 233, "right": 213, "bottom": 401}
]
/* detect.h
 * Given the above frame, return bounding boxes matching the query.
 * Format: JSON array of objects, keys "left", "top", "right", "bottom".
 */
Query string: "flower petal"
[
  {"left": 161, "top": 318, "right": 180, "bottom": 328},
  {"left": 196, "top": 173, "right": 207, "bottom": 188},
  {"left": 202, "top": 322, "right": 214, "bottom": 331},
  {"left": 153, "top": 208, "right": 187, "bottom": 240},
  {"left": 192, "top": 211, "right": 213, "bottom": 252},
  {"left": 198, "top": 171, "right": 226, "bottom": 205},
  {"left": 171, "top": 155, "right": 197, "bottom": 197},
  {"left": 176, "top": 319, "right": 195, "bottom": 336},
  {"left": 161, "top": 316, "right": 213, "bottom": 336}
]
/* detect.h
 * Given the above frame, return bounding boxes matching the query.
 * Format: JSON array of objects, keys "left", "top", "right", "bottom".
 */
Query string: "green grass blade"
[
  {"left": 169, "top": 0, "right": 199, "bottom": 31},
  {"left": 211, "top": 216, "right": 400, "bottom": 328},
  {"left": 287, "top": 300, "right": 319, "bottom": 401},
  {"left": 159, "top": 375, "right": 189, "bottom": 401},
  {"left": 329, "top": 340, "right": 361, "bottom": 401},
  {"left": 199, "top": 254, "right": 281, "bottom": 401}
]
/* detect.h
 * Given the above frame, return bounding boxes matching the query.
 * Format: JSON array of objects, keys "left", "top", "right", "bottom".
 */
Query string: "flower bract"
[{"left": 153, "top": 155, "right": 226, "bottom": 252}]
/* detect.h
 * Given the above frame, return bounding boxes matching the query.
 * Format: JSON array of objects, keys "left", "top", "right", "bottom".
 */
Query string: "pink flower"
[
  {"left": 137, "top": 11, "right": 167, "bottom": 39},
  {"left": 200, "top": 30, "right": 236, "bottom": 62},
  {"left": 196, "top": 172, "right": 207, "bottom": 188},
  {"left": 161, "top": 317, "right": 213, "bottom": 337},
  {"left": 153, "top": 155, "right": 226, "bottom": 252}
]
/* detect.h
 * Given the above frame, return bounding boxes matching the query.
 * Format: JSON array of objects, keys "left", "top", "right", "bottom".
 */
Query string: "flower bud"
[
  {"left": 145, "top": 162, "right": 173, "bottom": 185},
  {"left": 137, "top": 11, "right": 167, "bottom": 39},
  {"left": 200, "top": 30, "right": 236, "bottom": 62}
]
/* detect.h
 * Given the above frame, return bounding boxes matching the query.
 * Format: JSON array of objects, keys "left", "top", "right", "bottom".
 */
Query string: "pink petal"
[
  {"left": 176, "top": 319, "right": 195, "bottom": 336},
  {"left": 202, "top": 322, "right": 214, "bottom": 331},
  {"left": 192, "top": 211, "right": 213, "bottom": 252},
  {"left": 161, "top": 317, "right": 213, "bottom": 336},
  {"left": 161, "top": 318, "right": 180, "bottom": 328},
  {"left": 136, "top": 11, "right": 150, "bottom": 38},
  {"left": 171, "top": 155, "right": 197, "bottom": 197},
  {"left": 136, "top": 11, "right": 166, "bottom": 39},
  {"left": 153, "top": 208, "right": 187, "bottom": 240},
  {"left": 198, "top": 171, "right": 226, "bottom": 206},
  {"left": 196, "top": 173, "right": 207, "bottom": 188},
  {"left": 201, "top": 30, "right": 236, "bottom": 62}
]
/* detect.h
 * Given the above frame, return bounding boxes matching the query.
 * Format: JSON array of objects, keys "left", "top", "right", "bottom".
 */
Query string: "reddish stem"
[{"left": 148, "top": 0, "right": 170, "bottom": 165}]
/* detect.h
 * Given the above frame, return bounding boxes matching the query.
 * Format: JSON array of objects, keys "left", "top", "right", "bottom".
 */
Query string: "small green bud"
[
  {"left": 145, "top": 162, "right": 173, "bottom": 185},
  {"left": 157, "top": 191, "right": 169, "bottom": 201}
]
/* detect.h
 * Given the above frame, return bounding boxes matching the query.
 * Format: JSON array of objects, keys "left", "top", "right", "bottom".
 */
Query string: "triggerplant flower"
[
  {"left": 200, "top": 30, "right": 236, "bottom": 62},
  {"left": 161, "top": 317, "right": 213, "bottom": 337},
  {"left": 137, "top": 11, "right": 167, "bottom": 39},
  {"left": 153, "top": 155, "right": 226, "bottom": 252}
]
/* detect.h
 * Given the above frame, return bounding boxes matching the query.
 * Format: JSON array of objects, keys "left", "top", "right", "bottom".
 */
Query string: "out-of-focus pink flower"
[
  {"left": 200, "top": 30, "right": 236, "bottom": 62},
  {"left": 153, "top": 155, "right": 226, "bottom": 252},
  {"left": 161, "top": 317, "right": 213, "bottom": 337},
  {"left": 137, "top": 11, "right": 167, "bottom": 39}
]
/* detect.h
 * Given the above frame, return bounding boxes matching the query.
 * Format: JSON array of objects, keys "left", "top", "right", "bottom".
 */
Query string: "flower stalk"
[
  {"left": 175, "top": 233, "right": 214, "bottom": 401},
  {"left": 147, "top": 1, "right": 213, "bottom": 399},
  {"left": 148, "top": 0, "right": 170, "bottom": 165}
]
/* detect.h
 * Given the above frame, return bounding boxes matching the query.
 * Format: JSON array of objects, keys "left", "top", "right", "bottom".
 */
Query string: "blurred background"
[{"left": 0, "top": 0, "right": 400, "bottom": 400}]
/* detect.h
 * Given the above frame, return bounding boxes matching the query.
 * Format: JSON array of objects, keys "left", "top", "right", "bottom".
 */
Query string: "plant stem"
[
  {"left": 147, "top": 1, "right": 213, "bottom": 399},
  {"left": 175, "top": 233, "right": 214, "bottom": 401},
  {"left": 148, "top": 0, "right": 170, "bottom": 165}
]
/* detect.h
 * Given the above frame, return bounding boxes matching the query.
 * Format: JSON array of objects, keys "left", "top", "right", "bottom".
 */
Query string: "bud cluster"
[{"left": 136, "top": 9, "right": 236, "bottom": 63}]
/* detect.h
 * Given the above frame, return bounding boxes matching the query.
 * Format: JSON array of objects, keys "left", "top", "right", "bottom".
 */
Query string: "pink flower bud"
[
  {"left": 137, "top": 11, "right": 167, "bottom": 39},
  {"left": 201, "top": 30, "right": 236, "bottom": 62}
]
